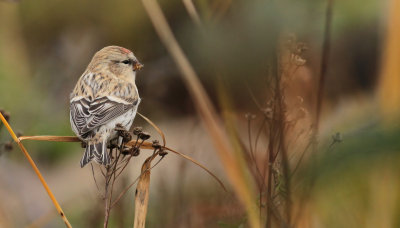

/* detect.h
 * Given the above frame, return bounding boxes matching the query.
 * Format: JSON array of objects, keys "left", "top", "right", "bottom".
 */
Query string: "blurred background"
[{"left": 0, "top": 0, "right": 399, "bottom": 227}]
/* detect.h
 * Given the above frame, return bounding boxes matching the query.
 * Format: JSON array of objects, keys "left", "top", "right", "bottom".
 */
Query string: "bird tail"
[{"left": 80, "top": 141, "right": 111, "bottom": 167}]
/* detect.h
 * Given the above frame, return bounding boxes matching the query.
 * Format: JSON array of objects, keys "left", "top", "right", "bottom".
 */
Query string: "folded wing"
[{"left": 70, "top": 96, "right": 137, "bottom": 138}]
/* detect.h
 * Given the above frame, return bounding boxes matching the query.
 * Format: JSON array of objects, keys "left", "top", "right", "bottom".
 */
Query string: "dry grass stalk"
[
  {"left": 137, "top": 113, "right": 166, "bottom": 146},
  {"left": 140, "top": 0, "right": 260, "bottom": 227},
  {"left": 315, "top": 0, "right": 334, "bottom": 134},
  {"left": 0, "top": 112, "right": 72, "bottom": 228},
  {"left": 182, "top": 0, "right": 202, "bottom": 27},
  {"left": 19, "top": 135, "right": 81, "bottom": 142},
  {"left": 378, "top": 0, "right": 400, "bottom": 125}
]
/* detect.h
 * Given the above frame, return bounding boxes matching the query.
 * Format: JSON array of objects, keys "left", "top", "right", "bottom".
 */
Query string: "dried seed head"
[
  {"left": 133, "top": 127, "right": 143, "bottom": 135},
  {"left": 266, "top": 99, "right": 274, "bottom": 107},
  {"left": 121, "top": 131, "right": 132, "bottom": 143},
  {"left": 152, "top": 140, "right": 161, "bottom": 150},
  {"left": 297, "top": 107, "right": 307, "bottom": 119},
  {"left": 139, "top": 132, "right": 151, "bottom": 141},
  {"left": 4, "top": 142, "right": 13, "bottom": 151},
  {"left": 114, "top": 124, "right": 132, "bottom": 142},
  {"left": 121, "top": 148, "right": 131, "bottom": 155},
  {"left": 262, "top": 108, "right": 273, "bottom": 119},
  {"left": 159, "top": 149, "right": 168, "bottom": 157},
  {"left": 245, "top": 113, "right": 256, "bottom": 120},
  {"left": 291, "top": 54, "right": 306, "bottom": 66},
  {"left": 16, "top": 131, "right": 23, "bottom": 138},
  {"left": 0, "top": 109, "right": 10, "bottom": 122},
  {"left": 297, "top": 96, "right": 304, "bottom": 104},
  {"left": 332, "top": 132, "right": 342, "bottom": 143},
  {"left": 131, "top": 147, "right": 140, "bottom": 156},
  {"left": 295, "top": 42, "right": 308, "bottom": 54}
]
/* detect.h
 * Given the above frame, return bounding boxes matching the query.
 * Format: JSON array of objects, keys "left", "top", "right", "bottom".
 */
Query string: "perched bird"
[{"left": 70, "top": 46, "right": 143, "bottom": 167}]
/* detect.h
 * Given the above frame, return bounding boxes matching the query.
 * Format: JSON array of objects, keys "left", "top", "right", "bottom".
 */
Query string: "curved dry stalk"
[
  {"left": 165, "top": 146, "right": 227, "bottom": 192},
  {"left": 137, "top": 112, "right": 166, "bottom": 146},
  {"left": 0, "top": 113, "right": 72, "bottom": 228}
]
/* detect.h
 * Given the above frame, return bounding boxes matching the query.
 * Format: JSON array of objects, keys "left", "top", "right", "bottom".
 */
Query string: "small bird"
[{"left": 70, "top": 46, "right": 143, "bottom": 167}]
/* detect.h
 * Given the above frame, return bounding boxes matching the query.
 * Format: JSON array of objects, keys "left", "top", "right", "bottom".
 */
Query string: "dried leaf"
[{"left": 133, "top": 154, "right": 157, "bottom": 228}]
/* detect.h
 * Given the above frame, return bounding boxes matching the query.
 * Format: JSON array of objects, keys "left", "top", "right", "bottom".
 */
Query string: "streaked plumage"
[{"left": 70, "top": 46, "right": 143, "bottom": 167}]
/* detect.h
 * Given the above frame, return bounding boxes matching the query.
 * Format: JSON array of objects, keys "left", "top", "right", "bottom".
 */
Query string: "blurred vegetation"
[{"left": 0, "top": 0, "right": 398, "bottom": 227}]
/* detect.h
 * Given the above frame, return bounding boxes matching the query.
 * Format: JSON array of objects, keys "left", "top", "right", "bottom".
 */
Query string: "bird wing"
[{"left": 70, "top": 96, "right": 138, "bottom": 138}]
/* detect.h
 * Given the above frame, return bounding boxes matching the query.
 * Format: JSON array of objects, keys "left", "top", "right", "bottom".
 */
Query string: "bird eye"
[{"left": 121, "top": 59, "right": 132, "bottom": 65}]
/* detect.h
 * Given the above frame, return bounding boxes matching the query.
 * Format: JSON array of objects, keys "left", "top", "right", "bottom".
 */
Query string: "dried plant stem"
[
  {"left": 140, "top": 0, "right": 259, "bottom": 227},
  {"left": 0, "top": 113, "right": 72, "bottom": 228},
  {"left": 19, "top": 135, "right": 80, "bottom": 142},
  {"left": 104, "top": 146, "right": 123, "bottom": 228},
  {"left": 182, "top": 0, "right": 202, "bottom": 27},
  {"left": 378, "top": 0, "right": 400, "bottom": 124},
  {"left": 315, "top": 0, "right": 334, "bottom": 133},
  {"left": 104, "top": 186, "right": 110, "bottom": 228},
  {"left": 137, "top": 112, "right": 166, "bottom": 146}
]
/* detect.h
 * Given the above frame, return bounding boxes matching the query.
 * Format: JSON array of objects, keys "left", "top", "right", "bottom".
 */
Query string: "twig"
[{"left": 91, "top": 163, "right": 101, "bottom": 194}]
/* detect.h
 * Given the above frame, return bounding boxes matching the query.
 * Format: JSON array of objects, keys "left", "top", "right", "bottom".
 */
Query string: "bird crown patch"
[{"left": 120, "top": 47, "right": 132, "bottom": 54}]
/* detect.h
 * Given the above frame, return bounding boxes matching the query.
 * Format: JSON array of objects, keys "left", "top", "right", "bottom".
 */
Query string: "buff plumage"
[{"left": 70, "top": 46, "right": 143, "bottom": 167}]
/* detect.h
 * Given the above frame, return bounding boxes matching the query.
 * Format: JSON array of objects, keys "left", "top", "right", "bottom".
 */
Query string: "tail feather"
[{"left": 80, "top": 141, "right": 111, "bottom": 167}]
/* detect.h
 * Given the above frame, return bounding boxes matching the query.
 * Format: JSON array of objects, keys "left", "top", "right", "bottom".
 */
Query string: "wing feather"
[{"left": 70, "top": 96, "right": 138, "bottom": 138}]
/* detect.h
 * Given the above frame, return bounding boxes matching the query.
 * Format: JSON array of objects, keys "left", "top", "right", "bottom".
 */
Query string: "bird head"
[{"left": 88, "top": 46, "right": 143, "bottom": 79}]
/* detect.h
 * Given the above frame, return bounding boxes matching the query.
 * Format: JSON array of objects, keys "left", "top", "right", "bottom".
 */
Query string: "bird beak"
[{"left": 133, "top": 62, "right": 144, "bottom": 71}]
